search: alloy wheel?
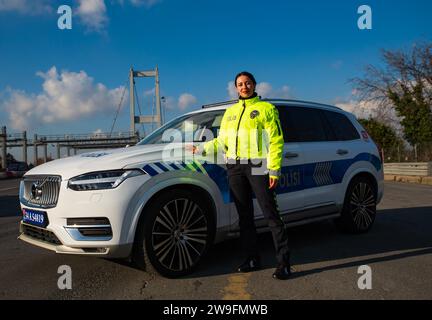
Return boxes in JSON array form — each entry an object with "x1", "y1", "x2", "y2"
[
  {"x1": 349, "y1": 182, "x2": 376, "y2": 231},
  {"x1": 150, "y1": 198, "x2": 208, "y2": 272}
]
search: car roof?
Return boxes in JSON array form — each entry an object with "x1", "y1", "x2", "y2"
[
  {"x1": 184, "y1": 98, "x2": 345, "y2": 116},
  {"x1": 202, "y1": 99, "x2": 343, "y2": 111}
]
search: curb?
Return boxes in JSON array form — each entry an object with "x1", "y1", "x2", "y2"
[{"x1": 384, "y1": 174, "x2": 432, "y2": 186}]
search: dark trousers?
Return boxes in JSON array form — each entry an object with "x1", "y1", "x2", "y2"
[{"x1": 227, "y1": 160, "x2": 290, "y2": 264}]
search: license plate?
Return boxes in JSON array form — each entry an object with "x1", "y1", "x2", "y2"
[{"x1": 22, "y1": 208, "x2": 48, "y2": 228}]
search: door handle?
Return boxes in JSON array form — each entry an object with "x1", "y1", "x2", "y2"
[
  {"x1": 337, "y1": 149, "x2": 349, "y2": 155},
  {"x1": 284, "y1": 152, "x2": 299, "y2": 159}
]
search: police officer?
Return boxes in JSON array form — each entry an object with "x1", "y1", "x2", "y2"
[{"x1": 193, "y1": 71, "x2": 291, "y2": 280}]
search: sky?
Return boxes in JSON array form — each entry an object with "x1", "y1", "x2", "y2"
[{"x1": 0, "y1": 0, "x2": 431, "y2": 154}]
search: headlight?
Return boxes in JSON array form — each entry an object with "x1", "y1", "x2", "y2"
[{"x1": 68, "y1": 170, "x2": 144, "y2": 191}]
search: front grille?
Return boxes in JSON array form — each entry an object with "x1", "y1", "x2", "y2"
[
  {"x1": 22, "y1": 175, "x2": 61, "y2": 208},
  {"x1": 22, "y1": 224, "x2": 62, "y2": 245}
]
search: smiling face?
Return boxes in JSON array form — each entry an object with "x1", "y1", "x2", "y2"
[{"x1": 235, "y1": 75, "x2": 256, "y2": 99}]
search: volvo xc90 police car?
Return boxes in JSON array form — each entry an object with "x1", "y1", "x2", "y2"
[{"x1": 19, "y1": 99, "x2": 384, "y2": 277}]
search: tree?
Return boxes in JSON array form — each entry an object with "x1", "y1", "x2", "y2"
[
  {"x1": 359, "y1": 118, "x2": 403, "y2": 161},
  {"x1": 352, "y1": 42, "x2": 432, "y2": 153},
  {"x1": 387, "y1": 82, "x2": 432, "y2": 147}
]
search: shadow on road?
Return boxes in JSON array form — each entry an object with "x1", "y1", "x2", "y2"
[
  {"x1": 184, "y1": 206, "x2": 432, "y2": 279},
  {"x1": 105, "y1": 206, "x2": 432, "y2": 278}
]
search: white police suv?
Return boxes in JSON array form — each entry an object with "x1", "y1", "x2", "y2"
[{"x1": 19, "y1": 99, "x2": 383, "y2": 277}]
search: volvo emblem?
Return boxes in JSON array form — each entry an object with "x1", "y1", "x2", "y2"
[{"x1": 31, "y1": 183, "x2": 43, "y2": 200}]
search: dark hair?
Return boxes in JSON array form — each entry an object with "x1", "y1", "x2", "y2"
[{"x1": 234, "y1": 71, "x2": 257, "y2": 87}]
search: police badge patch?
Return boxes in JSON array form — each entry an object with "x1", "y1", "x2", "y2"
[{"x1": 250, "y1": 110, "x2": 260, "y2": 119}]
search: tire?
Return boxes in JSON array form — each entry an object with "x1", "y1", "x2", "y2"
[
  {"x1": 335, "y1": 176, "x2": 377, "y2": 234},
  {"x1": 132, "y1": 189, "x2": 215, "y2": 278}
]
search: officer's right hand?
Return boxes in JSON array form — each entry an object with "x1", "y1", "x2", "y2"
[{"x1": 185, "y1": 144, "x2": 199, "y2": 154}]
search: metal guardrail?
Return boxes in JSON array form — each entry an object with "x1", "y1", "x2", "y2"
[
  {"x1": 1, "y1": 126, "x2": 141, "y2": 168},
  {"x1": 384, "y1": 162, "x2": 432, "y2": 176}
]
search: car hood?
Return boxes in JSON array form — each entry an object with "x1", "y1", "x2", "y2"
[{"x1": 24, "y1": 144, "x2": 187, "y2": 180}]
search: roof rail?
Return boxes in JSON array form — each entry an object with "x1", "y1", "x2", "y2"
[
  {"x1": 202, "y1": 100, "x2": 238, "y2": 109},
  {"x1": 264, "y1": 99, "x2": 341, "y2": 110},
  {"x1": 201, "y1": 98, "x2": 341, "y2": 110}
]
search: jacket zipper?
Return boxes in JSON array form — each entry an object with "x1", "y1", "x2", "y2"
[{"x1": 235, "y1": 101, "x2": 246, "y2": 159}]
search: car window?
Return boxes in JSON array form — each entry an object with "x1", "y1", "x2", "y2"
[
  {"x1": 139, "y1": 110, "x2": 226, "y2": 145},
  {"x1": 322, "y1": 110, "x2": 360, "y2": 141},
  {"x1": 277, "y1": 106, "x2": 328, "y2": 142}
]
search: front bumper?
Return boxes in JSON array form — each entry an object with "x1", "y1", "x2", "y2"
[
  {"x1": 18, "y1": 225, "x2": 132, "y2": 257},
  {"x1": 18, "y1": 174, "x2": 149, "y2": 258}
]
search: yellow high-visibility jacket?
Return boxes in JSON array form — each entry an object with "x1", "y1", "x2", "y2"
[{"x1": 203, "y1": 95, "x2": 284, "y2": 179}]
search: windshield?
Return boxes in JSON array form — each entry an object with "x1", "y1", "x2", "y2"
[{"x1": 138, "y1": 110, "x2": 226, "y2": 145}]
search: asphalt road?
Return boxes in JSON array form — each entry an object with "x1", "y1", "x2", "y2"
[{"x1": 0, "y1": 178, "x2": 431, "y2": 300}]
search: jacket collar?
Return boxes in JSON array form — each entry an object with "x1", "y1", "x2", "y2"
[{"x1": 238, "y1": 93, "x2": 260, "y2": 107}]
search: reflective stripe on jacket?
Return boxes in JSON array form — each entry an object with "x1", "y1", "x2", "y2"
[{"x1": 203, "y1": 96, "x2": 284, "y2": 178}]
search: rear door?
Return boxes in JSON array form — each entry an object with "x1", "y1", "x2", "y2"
[
  {"x1": 283, "y1": 106, "x2": 340, "y2": 211},
  {"x1": 319, "y1": 109, "x2": 364, "y2": 203}
]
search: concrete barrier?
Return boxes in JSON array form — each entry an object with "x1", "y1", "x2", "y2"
[
  {"x1": 384, "y1": 174, "x2": 432, "y2": 186},
  {"x1": 395, "y1": 175, "x2": 422, "y2": 184},
  {"x1": 421, "y1": 176, "x2": 432, "y2": 185},
  {"x1": 384, "y1": 174, "x2": 396, "y2": 182}
]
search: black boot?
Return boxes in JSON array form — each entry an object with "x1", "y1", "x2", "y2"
[
  {"x1": 237, "y1": 256, "x2": 261, "y2": 273},
  {"x1": 272, "y1": 254, "x2": 292, "y2": 280}
]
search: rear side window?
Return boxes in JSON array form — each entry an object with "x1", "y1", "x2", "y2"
[
  {"x1": 277, "y1": 106, "x2": 328, "y2": 142},
  {"x1": 322, "y1": 110, "x2": 360, "y2": 141}
]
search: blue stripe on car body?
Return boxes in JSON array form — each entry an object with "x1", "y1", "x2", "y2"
[
  {"x1": 141, "y1": 153, "x2": 381, "y2": 203},
  {"x1": 154, "y1": 162, "x2": 170, "y2": 172}
]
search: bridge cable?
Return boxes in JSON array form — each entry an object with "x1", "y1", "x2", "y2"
[{"x1": 109, "y1": 78, "x2": 128, "y2": 137}]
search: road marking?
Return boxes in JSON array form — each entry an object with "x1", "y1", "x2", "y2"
[
  {"x1": 0, "y1": 187, "x2": 19, "y2": 192},
  {"x1": 222, "y1": 273, "x2": 251, "y2": 300}
]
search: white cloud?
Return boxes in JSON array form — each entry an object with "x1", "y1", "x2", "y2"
[
  {"x1": 227, "y1": 81, "x2": 237, "y2": 100},
  {"x1": 335, "y1": 98, "x2": 401, "y2": 131},
  {"x1": 279, "y1": 85, "x2": 291, "y2": 98},
  {"x1": 335, "y1": 100, "x2": 375, "y2": 119},
  {"x1": 256, "y1": 82, "x2": 273, "y2": 98},
  {"x1": 0, "y1": 0, "x2": 53, "y2": 14},
  {"x1": 178, "y1": 93, "x2": 197, "y2": 110},
  {"x1": 162, "y1": 96, "x2": 176, "y2": 110},
  {"x1": 227, "y1": 81, "x2": 292, "y2": 99},
  {"x1": 1, "y1": 66, "x2": 127, "y2": 130},
  {"x1": 76, "y1": 0, "x2": 108, "y2": 33},
  {"x1": 144, "y1": 87, "x2": 155, "y2": 96}
]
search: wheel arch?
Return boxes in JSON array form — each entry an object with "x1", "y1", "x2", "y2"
[
  {"x1": 131, "y1": 183, "x2": 218, "y2": 244},
  {"x1": 345, "y1": 171, "x2": 378, "y2": 201}
]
